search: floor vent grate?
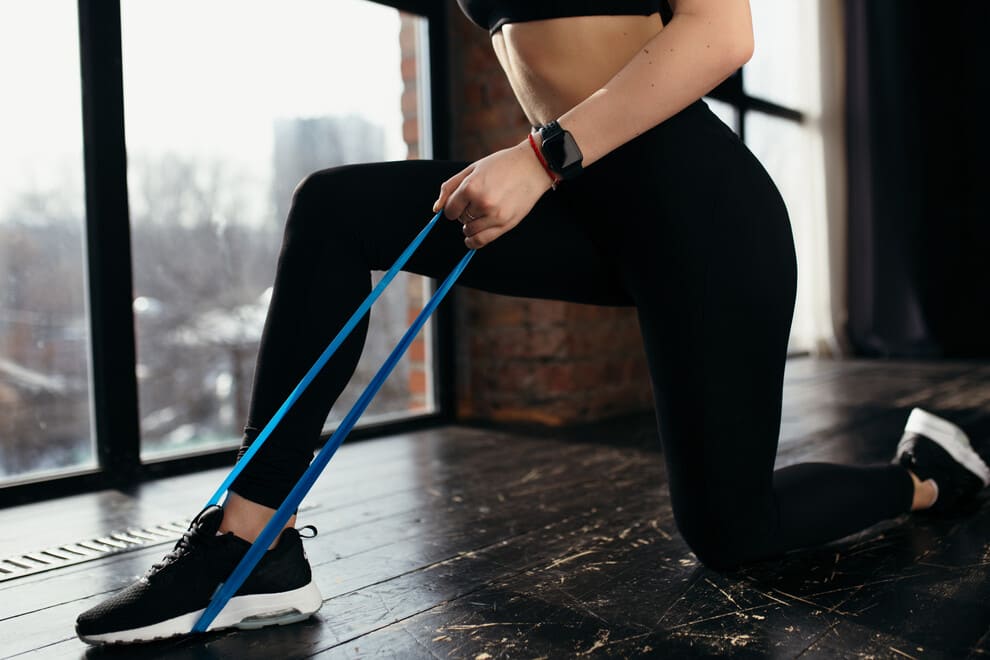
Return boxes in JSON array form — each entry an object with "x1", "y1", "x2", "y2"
[{"x1": 0, "y1": 502, "x2": 318, "y2": 583}]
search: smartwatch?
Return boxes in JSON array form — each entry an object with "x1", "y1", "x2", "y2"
[{"x1": 538, "y1": 120, "x2": 584, "y2": 180}]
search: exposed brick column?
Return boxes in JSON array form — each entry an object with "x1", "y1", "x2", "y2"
[
  {"x1": 399, "y1": 14, "x2": 421, "y2": 160},
  {"x1": 400, "y1": 13, "x2": 429, "y2": 411},
  {"x1": 443, "y1": 7, "x2": 653, "y2": 426}
]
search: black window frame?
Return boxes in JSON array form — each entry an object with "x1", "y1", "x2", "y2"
[
  {"x1": 708, "y1": 68, "x2": 804, "y2": 142},
  {"x1": 1, "y1": 0, "x2": 451, "y2": 507}
]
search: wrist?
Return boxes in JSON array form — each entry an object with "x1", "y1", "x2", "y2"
[
  {"x1": 537, "y1": 120, "x2": 584, "y2": 181},
  {"x1": 525, "y1": 132, "x2": 561, "y2": 191}
]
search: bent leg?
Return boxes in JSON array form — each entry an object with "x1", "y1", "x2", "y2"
[
  {"x1": 605, "y1": 103, "x2": 914, "y2": 570},
  {"x1": 229, "y1": 159, "x2": 632, "y2": 510}
]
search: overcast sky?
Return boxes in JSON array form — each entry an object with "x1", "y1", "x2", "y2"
[{"x1": 0, "y1": 0, "x2": 410, "y2": 213}]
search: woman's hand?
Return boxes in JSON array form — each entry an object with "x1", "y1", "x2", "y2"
[{"x1": 433, "y1": 138, "x2": 554, "y2": 249}]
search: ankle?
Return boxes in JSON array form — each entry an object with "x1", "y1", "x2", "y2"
[
  {"x1": 907, "y1": 469, "x2": 938, "y2": 511},
  {"x1": 220, "y1": 492, "x2": 297, "y2": 549}
]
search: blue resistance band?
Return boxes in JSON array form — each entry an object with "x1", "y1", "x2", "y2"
[
  {"x1": 202, "y1": 210, "x2": 445, "y2": 509},
  {"x1": 192, "y1": 210, "x2": 475, "y2": 633}
]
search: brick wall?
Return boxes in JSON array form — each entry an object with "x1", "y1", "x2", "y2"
[
  {"x1": 399, "y1": 13, "x2": 430, "y2": 412},
  {"x1": 400, "y1": 7, "x2": 654, "y2": 426}
]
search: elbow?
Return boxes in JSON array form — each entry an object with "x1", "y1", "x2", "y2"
[
  {"x1": 734, "y1": 29, "x2": 754, "y2": 66},
  {"x1": 723, "y1": 28, "x2": 754, "y2": 71},
  {"x1": 709, "y1": 35, "x2": 751, "y2": 82},
  {"x1": 698, "y1": 4, "x2": 754, "y2": 74},
  {"x1": 683, "y1": 0, "x2": 754, "y2": 72},
  {"x1": 733, "y1": 32, "x2": 754, "y2": 67},
  {"x1": 724, "y1": 0, "x2": 755, "y2": 67}
]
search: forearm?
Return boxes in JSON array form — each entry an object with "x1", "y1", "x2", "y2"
[{"x1": 542, "y1": 1, "x2": 754, "y2": 169}]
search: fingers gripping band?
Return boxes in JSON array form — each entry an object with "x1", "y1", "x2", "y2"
[{"x1": 192, "y1": 210, "x2": 474, "y2": 633}]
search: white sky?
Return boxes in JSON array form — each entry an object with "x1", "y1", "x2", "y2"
[{"x1": 0, "y1": 0, "x2": 409, "y2": 213}]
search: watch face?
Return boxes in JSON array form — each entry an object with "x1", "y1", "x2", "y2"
[
  {"x1": 540, "y1": 123, "x2": 583, "y2": 178},
  {"x1": 559, "y1": 133, "x2": 583, "y2": 170},
  {"x1": 543, "y1": 133, "x2": 567, "y2": 168}
]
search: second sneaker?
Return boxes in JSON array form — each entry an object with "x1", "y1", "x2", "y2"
[{"x1": 893, "y1": 407, "x2": 990, "y2": 514}]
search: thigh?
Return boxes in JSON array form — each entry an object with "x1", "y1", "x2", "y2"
[
  {"x1": 297, "y1": 159, "x2": 633, "y2": 307},
  {"x1": 605, "y1": 104, "x2": 799, "y2": 521}
]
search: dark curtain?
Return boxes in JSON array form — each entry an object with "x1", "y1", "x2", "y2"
[{"x1": 845, "y1": 0, "x2": 990, "y2": 358}]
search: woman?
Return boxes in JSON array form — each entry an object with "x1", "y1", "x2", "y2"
[{"x1": 76, "y1": 0, "x2": 990, "y2": 645}]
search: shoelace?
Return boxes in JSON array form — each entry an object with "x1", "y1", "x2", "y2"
[
  {"x1": 148, "y1": 523, "x2": 213, "y2": 573},
  {"x1": 150, "y1": 522, "x2": 318, "y2": 575}
]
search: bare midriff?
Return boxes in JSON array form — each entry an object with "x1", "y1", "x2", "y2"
[{"x1": 490, "y1": 14, "x2": 666, "y2": 128}]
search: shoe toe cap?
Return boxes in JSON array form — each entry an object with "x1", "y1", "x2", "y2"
[{"x1": 75, "y1": 579, "x2": 155, "y2": 637}]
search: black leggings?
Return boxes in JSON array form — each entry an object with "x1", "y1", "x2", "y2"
[{"x1": 229, "y1": 99, "x2": 914, "y2": 570}]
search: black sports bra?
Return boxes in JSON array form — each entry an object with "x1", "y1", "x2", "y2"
[{"x1": 456, "y1": 0, "x2": 674, "y2": 36}]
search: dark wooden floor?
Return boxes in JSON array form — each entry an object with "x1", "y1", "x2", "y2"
[{"x1": 2, "y1": 357, "x2": 990, "y2": 659}]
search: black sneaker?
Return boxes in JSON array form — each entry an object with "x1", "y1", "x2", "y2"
[
  {"x1": 75, "y1": 504, "x2": 323, "y2": 645},
  {"x1": 893, "y1": 408, "x2": 990, "y2": 513}
]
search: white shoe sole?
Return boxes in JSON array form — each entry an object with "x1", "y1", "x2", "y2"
[
  {"x1": 896, "y1": 407, "x2": 990, "y2": 487},
  {"x1": 79, "y1": 580, "x2": 323, "y2": 645}
]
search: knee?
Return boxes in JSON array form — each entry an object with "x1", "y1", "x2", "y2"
[
  {"x1": 672, "y1": 501, "x2": 772, "y2": 572},
  {"x1": 682, "y1": 531, "x2": 748, "y2": 572},
  {"x1": 284, "y1": 165, "x2": 364, "y2": 242},
  {"x1": 290, "y1": 168, "x2": 331, "y2": 209},
  {"x1": 289, "y1": 166, "x2": 355, "y2": 216}
]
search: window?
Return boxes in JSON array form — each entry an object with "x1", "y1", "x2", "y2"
[
  {"x1": 0, "y1": 1, "x2": 95, "y2": 484},
  {"x1": 120, "y1": 1, "x2": 436, "y2": 458},
  {"x1": 706, "y1": 0, "x2": 840, "y2": 355},
  {"x1": 1, "y1": 0, "x2": 448, "y2": 504}
]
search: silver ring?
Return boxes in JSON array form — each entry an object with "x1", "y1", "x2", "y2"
[{"x1": 463, "y1": 209, "x2": 478, "y2": 222}]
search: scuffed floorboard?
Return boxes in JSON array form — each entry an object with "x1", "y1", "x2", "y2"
[{"x1": 1, "y1": 357, "x2": 988, "y2": 658}]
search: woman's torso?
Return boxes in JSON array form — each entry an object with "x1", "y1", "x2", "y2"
[{"x1": 456, "y1": 1, "x2": 668, "y2": 128}]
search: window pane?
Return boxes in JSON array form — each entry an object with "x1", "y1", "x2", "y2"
[
  {"x1": 121, "y1": 1, "x2": 435, "y2": 458},
  {"x1": 745, "y1": 0, "x2": 815, "y2": 111},
  {"x1": 0, "y1": 2, "x2": 95, "y2": 482},
  {"x1": 704, "y1": 97, "x2": 739, "y2": 135},
  {"x1": 745, "y1": 112, "x2": 825, "y2": 353}
]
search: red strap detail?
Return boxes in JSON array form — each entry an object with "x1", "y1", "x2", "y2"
[{"x1": 528, "y1": 132, "x2": 560, "y2": 190}]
